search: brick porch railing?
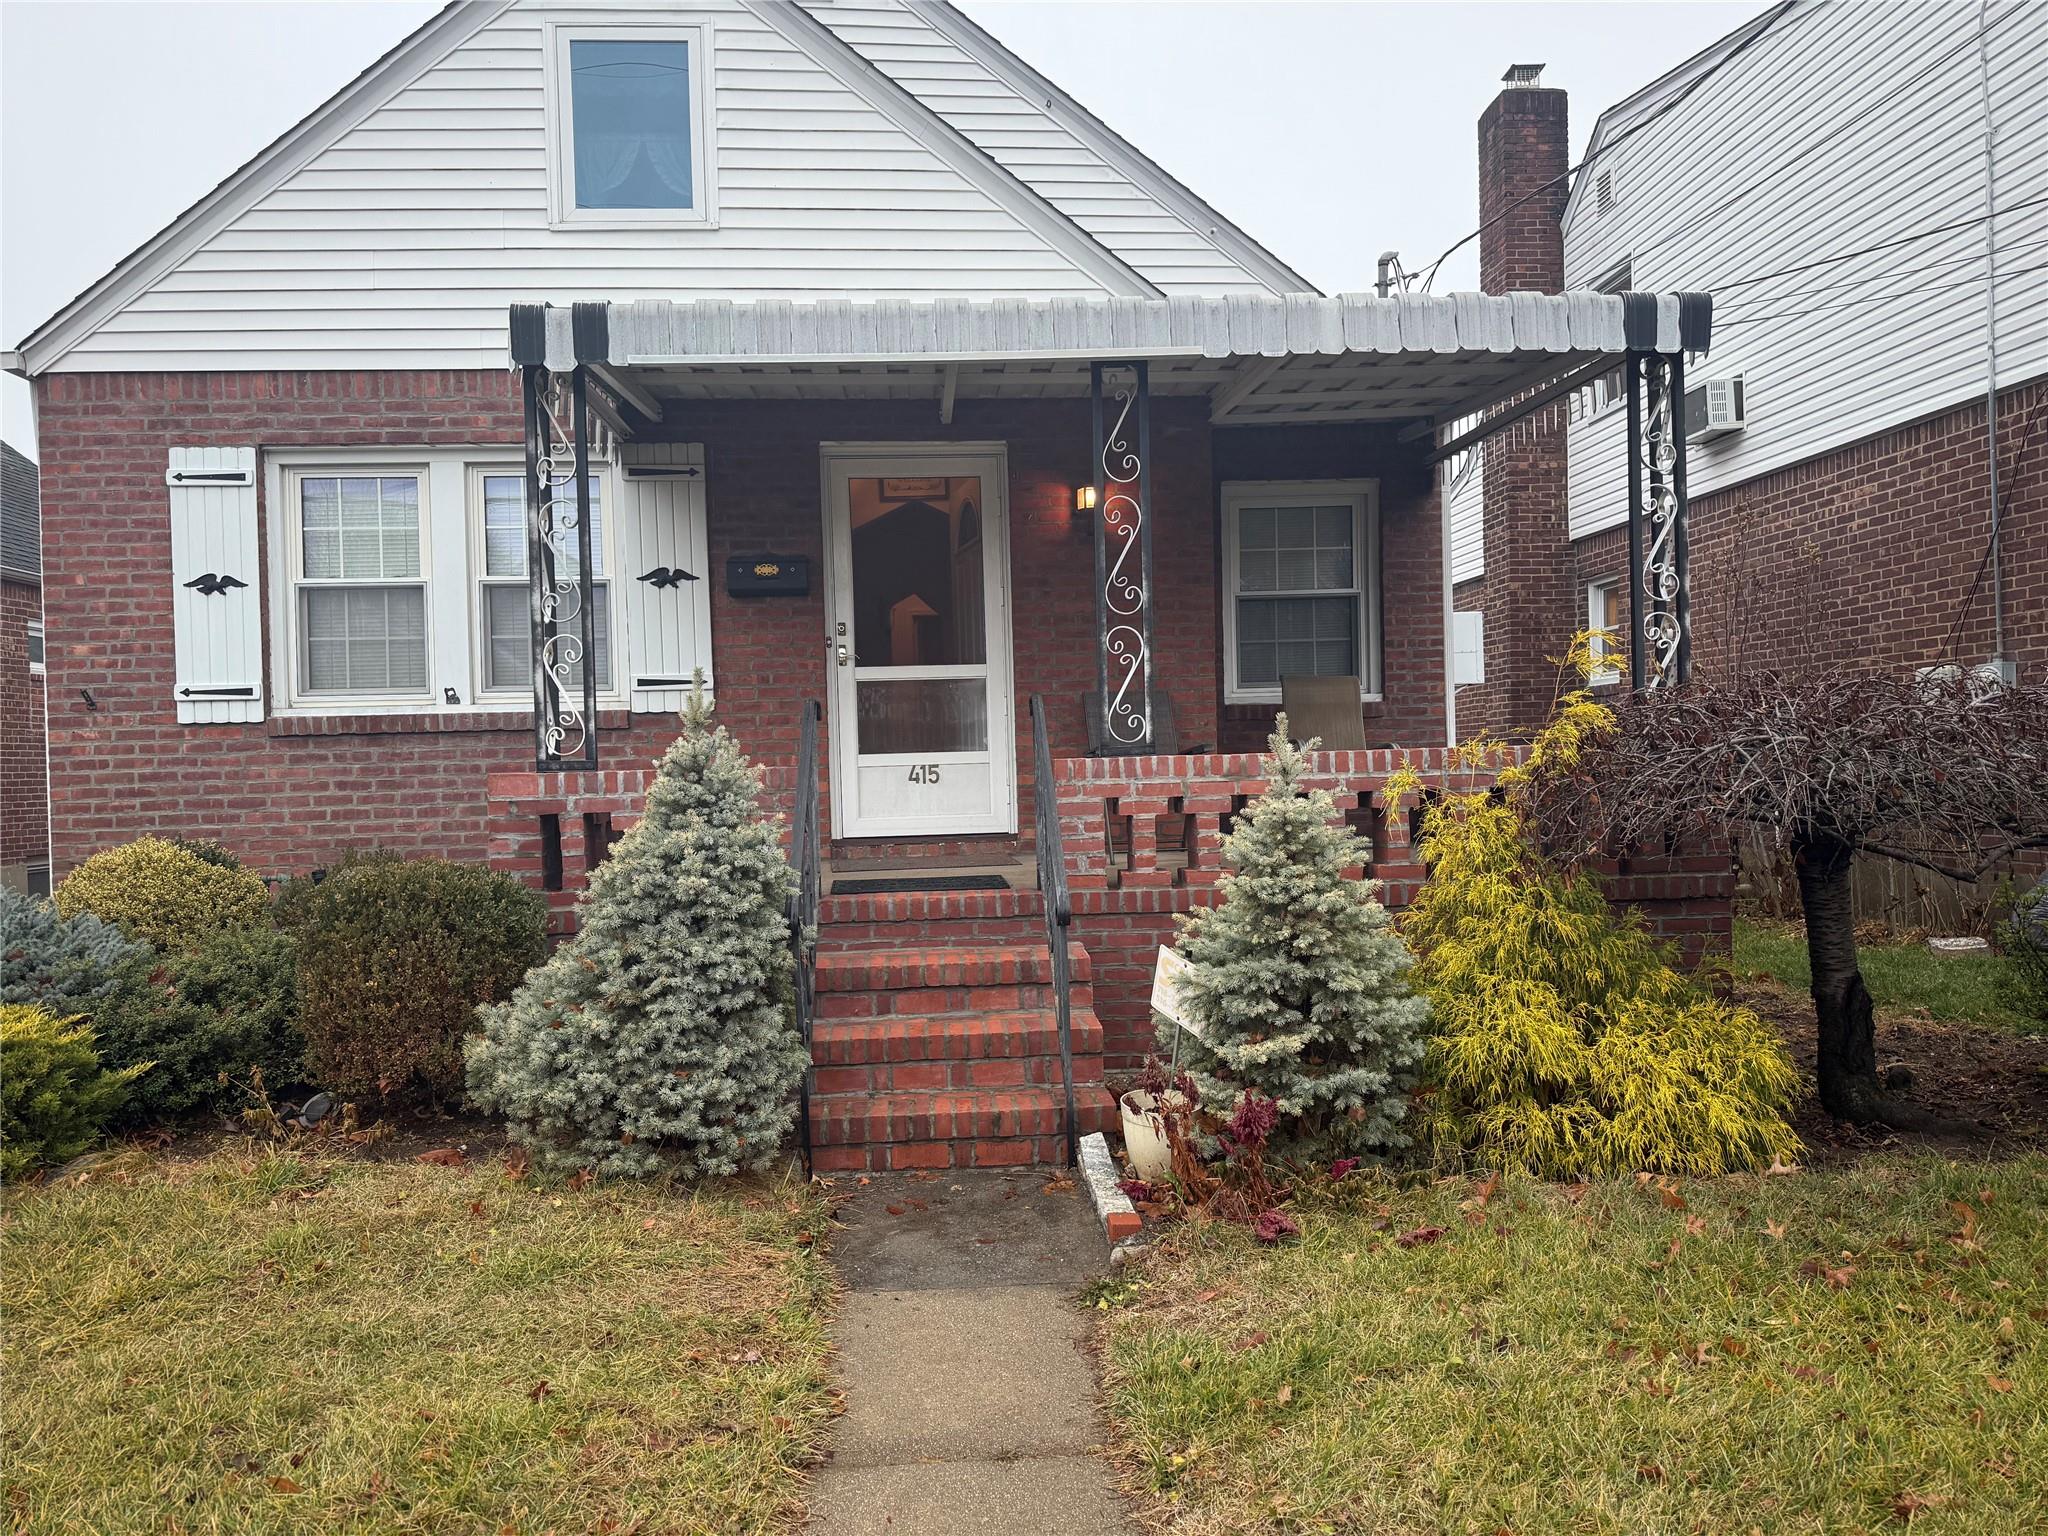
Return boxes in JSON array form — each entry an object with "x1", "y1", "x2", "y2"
[{"x1": 486, "y1": 753, "x2": 1734, "y2": 1065}]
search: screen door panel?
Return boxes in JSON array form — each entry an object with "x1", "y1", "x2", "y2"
[{"x1": 825, "y1": 455, "x2": 1014, "y2": 839}]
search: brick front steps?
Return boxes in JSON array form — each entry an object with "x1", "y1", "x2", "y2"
[{"x1": 808, "y1": 901, "x2": 1115, "y2": 1171}]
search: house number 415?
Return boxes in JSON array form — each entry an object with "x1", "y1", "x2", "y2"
[{"x1": 906, "y1": 764, "x2": 943, "y2": 784}]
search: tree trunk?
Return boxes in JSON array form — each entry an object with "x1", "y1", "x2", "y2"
[{"x1": 1793, "y1": 831, "x2": 1884, "y2": 1121}]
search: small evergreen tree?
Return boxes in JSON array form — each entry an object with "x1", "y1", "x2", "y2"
[
  {"x1": 1170, "y1": 723, "x2": 1430, "y2": 1160},
  {"x1": 467, "y1": 696, "x2": 806, "y2": 1179}
]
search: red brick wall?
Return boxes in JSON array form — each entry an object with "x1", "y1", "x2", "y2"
[
  {"x1": 2, "y1": 576, "x2": 48, "y2": 882},
  {"x1": 1465, "y1": 84, "x2": 1572, "y2": 739},
  {"x1": 34, "y1": 372, "x2": 1453, "y2": 876},
  {"x1": 1569, "y1": 380, "x2": 2048, "y2": 685},
  {"x1": 1211, "y1": 423, "x2": 1447, "y2": 752}
]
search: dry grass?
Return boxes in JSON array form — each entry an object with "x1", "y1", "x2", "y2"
[
  {"x1": 2, "y1": 1145, "x2": 836, "y2": 1534},
  {"x1": 1098, "y1": 1156, "x2": 2046, "y2": 1535}
]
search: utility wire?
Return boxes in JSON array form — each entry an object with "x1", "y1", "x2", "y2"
[
  {"x1": 1940, "y1": 388, "x2": 2048, "y2": 662},
  {"x1": 1714, "y1": 259, "x2": 2048, "y2": 328},
  {"x1": 1414, "y1": 0, "x2": 1799, "y2": 291},
  {"x1": 1621, "y1": 1, "x2": 2029, "y2": 270},
  {"x1": 1710, "y1": 195, "x2": 2048, "y2": 297}
]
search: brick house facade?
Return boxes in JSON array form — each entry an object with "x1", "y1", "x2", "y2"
[{"x1": 2, "y1": 442, "x2": 48, "y2": 895}]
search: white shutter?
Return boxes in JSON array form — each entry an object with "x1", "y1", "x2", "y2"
[
  {"x1": 167, "y1": 446, "x2": 264, "y2": 723},
  {"x1": 1452, "y1": 610, "x2": 1485, "y2": 687},
  {"x1": 618, "y1": 442, "x2": 712, "y2": 713}
]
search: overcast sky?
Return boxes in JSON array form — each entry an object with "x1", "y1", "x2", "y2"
[{"x1": 0, "y1": 0, "x2": 1765, "y2": 455}]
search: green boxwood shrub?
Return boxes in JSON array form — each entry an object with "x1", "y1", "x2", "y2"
[
  {"x1": 1, "y1": 888, "x2": 151, "y2": 1014},
  {"x1": 1, "y1": 1005, "x2": 148, "y2": 1180},
  {"x1": 56, "y1": 837, "x2": 271, "y2": 951},
  {"x1": 282, "y1": 853, "x2": 547, "y2": 1103},
  {"x1": 91, "y1": 925, "x2": 303, "y2": 1124}
]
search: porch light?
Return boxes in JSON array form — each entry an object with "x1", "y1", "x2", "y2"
[{"x1": 1075, "y1": 485, "x2": 1098, "y2": 513}]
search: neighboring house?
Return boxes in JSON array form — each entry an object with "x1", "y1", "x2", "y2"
[
  {"x1": 2, "y1": 442, "x2": 49, "y2": 896},
  {"x1": 1451, "y1": 0, "x2": 2047, "y2": 735},
  {"x1": 4, "y1": 0, "x2": 1727, "y2": 1166}
]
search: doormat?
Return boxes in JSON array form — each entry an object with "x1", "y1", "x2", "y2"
[{"x1": 830, "y1": 874, "x2": 1010, "y2": 895}]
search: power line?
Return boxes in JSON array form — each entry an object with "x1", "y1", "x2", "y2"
[
  {"x1": 1714, "y1": 258, "x2": 2048, "y2": 329},
  {"x1": 1414, "y1": 0, "x2": 1800, "y2": 292},
  {"x1": 1622, "y1": 1, "x2": 2029, "y2": 270},
  {"x1": 1710, "y1": 196, "x2": 2048, "y2": 297}
]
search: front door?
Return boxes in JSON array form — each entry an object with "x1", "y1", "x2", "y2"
[{"x1": 822, "y1": 447, "x2": 1016, "y2": 841}]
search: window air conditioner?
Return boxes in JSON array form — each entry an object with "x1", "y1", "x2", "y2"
[{"x1": 1683, "y1": 375, "x2": 1746, "y2": 441}]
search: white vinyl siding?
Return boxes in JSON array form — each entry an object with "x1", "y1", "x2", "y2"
[
  {"x1": 1563, "y1": 0, "x2": 2048, "y2": 539},
  {"x1": 1445, "y1": 450, "x2": 1484, "y2": 584},
  {"x1": 811, "y1": 0, "x2": 1276, "y2": 295},
  {"x1": 50, "y1": 0, "x2": 1283, "y2": 374}
]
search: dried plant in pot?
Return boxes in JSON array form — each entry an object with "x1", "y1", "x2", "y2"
[{"x1": 1120, "y1": 1056, "x2": 1195, "y2": 1184}]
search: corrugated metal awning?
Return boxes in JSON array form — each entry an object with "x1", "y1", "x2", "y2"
[{"x1": 510, "y1": 291, "x2": 1711, "y2": 426}]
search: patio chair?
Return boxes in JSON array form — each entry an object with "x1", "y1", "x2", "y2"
[{"x1": 1280, "y1": 675, "x2": 1368, "y2": 751}]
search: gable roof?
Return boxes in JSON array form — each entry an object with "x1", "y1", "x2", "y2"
[
  {"x1": 1, "y1": 442, "x2": 40, "y2": 584},
  {"x1": 9, "y1": 0, "x2": 1310, "y2": 376}
]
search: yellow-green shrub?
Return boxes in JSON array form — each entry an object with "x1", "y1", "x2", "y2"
[
  {"x1": 1393, "y1": 640, "x2": 1800, "y2": 1178},
  {"x1": 0, "y1": 1005, "x2": 149, "y2": 1180},
  {"x1": 56, "y1": 837, "x2": 270, "y2": 951}
]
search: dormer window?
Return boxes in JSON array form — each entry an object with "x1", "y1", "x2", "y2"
[{"x1": 548, "y1": 24, "x2": 715, "y2": 228}]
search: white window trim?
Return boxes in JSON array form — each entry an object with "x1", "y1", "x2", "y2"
[
  {"x1": 1221, "y1": 479, "x2": 1381, "y2": 706},
  {"x1": 1587, "y1": 579, "x2": 1622, "y2": 686},
  {"x1": 26, "y1": 619, "x2": 44, "y2": 677},
  {"x1": 466, "y1": 462, "x2": 626, "y2": 712},
  {"x1": 544, "y1": 20, "x2": 718, "y2": 231},
  {"x1": 263, "y1": 447, "x2": 631, "y2": 719}
]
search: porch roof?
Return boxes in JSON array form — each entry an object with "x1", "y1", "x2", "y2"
[{"x1": 509, "y1": 290, "x2": 1711, "y2": 429}]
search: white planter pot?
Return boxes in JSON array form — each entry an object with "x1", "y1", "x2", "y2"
[{"x1": 1119, "y1": 1089, "x2": 1186, "y2": 1183}]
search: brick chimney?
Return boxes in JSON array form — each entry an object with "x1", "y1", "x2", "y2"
[{"x1": 1472, "y1": 67, "x2": 1574, "y2": 736}]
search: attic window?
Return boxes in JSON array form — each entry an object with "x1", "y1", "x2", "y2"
[
  {"x1": 1595, "y1": 170, "x2": 1618, "y2": 216},
  {"x1": 548, "y1": 24, "x2": 715, "y2": 228}
]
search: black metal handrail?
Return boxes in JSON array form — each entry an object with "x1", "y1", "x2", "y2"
[
  {"x1": 1030, "y1": 695, "x2": 1079, "y2": 1167},
  {"x1": 788, "y1": 699, "x2": 822, "y2": 1174}
]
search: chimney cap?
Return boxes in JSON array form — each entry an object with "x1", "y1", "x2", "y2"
[{"x1": 1502, "y1": 63, "x2": 1546, "y2": 87}]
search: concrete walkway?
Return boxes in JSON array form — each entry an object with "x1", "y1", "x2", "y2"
[{"x1": 807, "y1": 1170, "x2": 1137, "y2": 1536}]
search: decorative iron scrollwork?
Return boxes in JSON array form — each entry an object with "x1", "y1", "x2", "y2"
[
  {"x1": 1092, "y1": 361, "x2": 1153, "y2": 747},
  {"x1": 523, "y1": 364, "x2": 600, "y2": 770},
  {"x1": 1626, "y1": 352, "x2": 1691, "y2": 691}
]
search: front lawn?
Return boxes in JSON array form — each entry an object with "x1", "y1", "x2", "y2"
[
  {"x1": 1734, "y1": 917, "x2": 2031, "y2": 1033},
  {"x1": 2, "y1": 1146, "x2": 834, "y2": 1534},
  {"x1": 1100, "y1": 1156, "x2": 2045, "y2": 1535}
]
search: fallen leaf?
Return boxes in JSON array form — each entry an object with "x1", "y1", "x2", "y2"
[
  {"x1": 1274, "y1": 1384, "x2": 1293, "y2": 1406},
  {"x1": 567, "y1": 1168, "x2": 594, "y2": 1192},
  {"x1": 1657, "y1": 1182, "x2": 1687, "y2": 1211},
  {"x1": 527, "y1": 1380, "x2": 553, "y2": 1401},
  {"x1": 1396, "y1": 1224, "x2": 1448, "y2": 1248},
  {"x1": 1893, "y1": 1491, "x2": 1947, "y2": 1521},
  {"x1": 266, "y1": 1477, "x2": 303, "y2": 1494},
  {"x1": 1684, "y1": 1214, "x2": 1708, "y2": 1237},
  {"x1": 1719, "y1": 1336, "x2": 1749, "y2": 1358},
  {"x1": 1763, "y1": 1220, "x2": 1787, "y2": 1241},
  {"x1": 885, "y1": 1204, "x2": 906, "y2": 1216},
  {"x1": 415, "y1": 1148, "x2": 465, "y2": 1167},
  {"x1": 1233, "y1": 1331, "x2": 1269, "y2": 1352},
  {"x1": 1987, "y1": 1374, "x2": 2014, "y2": 1393},
  {"x1": 1636, "y1": 1464, "x2": 1665, "y2": 1483},
  {"x1": 1193, "y1": 1288, "x2": 1222, "y2": 1305},
  {"x1": 640, "y1": 1218, "x2": 658, "y2": 1231},
  {"x1": 468, "y1": 1200, "x2": 486, "y2": 1218},
  {"x1": 1765, "y1": 1157, "x2": 1802, "y2": 1176}
]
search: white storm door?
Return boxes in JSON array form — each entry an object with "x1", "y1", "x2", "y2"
[{"x1": 822, "y1": 449, "x2": 1016, "y2": 840}]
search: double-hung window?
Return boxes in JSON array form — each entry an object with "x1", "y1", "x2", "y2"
[
  {"x1": 474, "y1": 470, "x2": 611, "y2": 697},
  {"x1": 1223, "y1": 481, "x2": 1379, "y2": 703},
  {"x1": 290, "y1": 470, "x2": 430, "y2": 700},
  {"x1": 26, "y1": 619, "x2": 44, "y2": 677},
  {"x1": 1588, "y1": 579, "x2": 1624, "y2": 685},
  {"x1": 548, "y1": 24, "x2": 714, "y2": 227}
]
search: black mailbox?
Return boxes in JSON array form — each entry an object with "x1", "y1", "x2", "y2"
[{"x1": 725, "y1": 553, "x2": 810, "y2": 598}]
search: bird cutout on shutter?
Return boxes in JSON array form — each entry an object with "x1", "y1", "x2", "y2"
[
  {"x1": 182, "y1": 573, "x2": 249, "y2": 596},
  {"x1": 636, "y1": 566, "x2": 698, "y2": 589}
]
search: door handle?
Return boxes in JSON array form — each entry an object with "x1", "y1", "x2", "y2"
[{"x1": 836, "y1": 643, "x2": 850, "y2": 667}]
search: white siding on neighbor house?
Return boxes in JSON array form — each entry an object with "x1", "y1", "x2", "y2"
[
  {"x1": 1445, "y1": 450, "x2": 1485, "y2": 584},
  {"x1": 1563, "y1": 0, "x2": 2048, "y2": 540},
  {"x1": 809, "y1": 0, "x2": 1276, "y2": 295},
  {"x1": 62, "y1": 0, "x2": 1270, "y2": 374}
]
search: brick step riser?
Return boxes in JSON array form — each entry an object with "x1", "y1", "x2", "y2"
[
  {"x1": 813, "y1": 944, "x2": 1090, "y2": 996},
  {"x1": 820, "y1": 918, "x2": 1049, "y2": 948},
  {"x1": 811, "y1": 1055, "x2": 1106, "y2": 1095},
  {"x1": 815, "y1": 982, "x2": 1095, "y2": 1019},
  {"x1": 809, "y1": 1094, "x2": 1117, "y2": 1148},
  {"x1": 812, "y1": 1135, "x2": 1082, "y2": 1173},
  {"x1": 811, "y1": 1013, "x2": 1105, "y2": 1067}
]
